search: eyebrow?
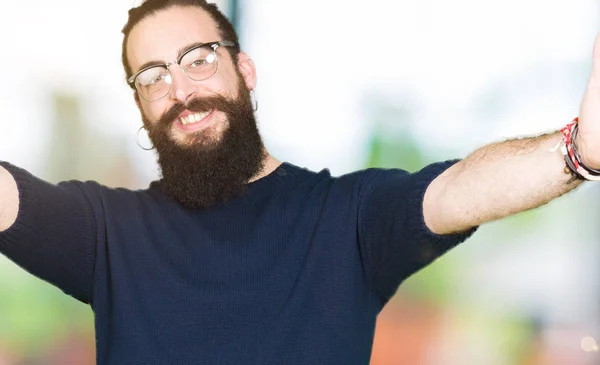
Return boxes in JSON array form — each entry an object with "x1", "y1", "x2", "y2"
[{"x1": 134, "y1": 42, "x2": 210, "y2": 74}]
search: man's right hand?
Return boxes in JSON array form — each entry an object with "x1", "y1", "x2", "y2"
[{"x1": 0, "y1": 166, "x2": 19, "y2": 232}]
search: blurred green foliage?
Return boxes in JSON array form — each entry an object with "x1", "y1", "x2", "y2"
[
  {"x1": 0, "y1": 258, "x2": 93, "y2": 354},
  {"x1": 363, "y1": 99, "x2": 543, "y2": 364}
]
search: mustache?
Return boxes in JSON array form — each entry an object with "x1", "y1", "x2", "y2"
[{"x1": 159, "y1": 95, "x2": 238, "y2": 127}]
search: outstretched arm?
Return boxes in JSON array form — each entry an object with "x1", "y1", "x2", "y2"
[
  {"x1": 0, "y1": 166, "x2": 18, "y2": 232},
  {"x1": 423, "y1": 33, "x2": 600, "y2": 235},
  {"x1": 0, "y1": 163, "x2": 99, "y2": 303},
  {"x1": 423, "y1": 131, "x2": 580, "y2": 235}
]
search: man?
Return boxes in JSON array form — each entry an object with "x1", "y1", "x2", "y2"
[{"x1": 0, "y1": 0, "x2": 598, "y2": 364}]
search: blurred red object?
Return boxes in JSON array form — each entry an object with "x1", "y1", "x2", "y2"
[
  {"x1": 0, "y1": 344, "x2": 16, "y2": 365},
  {"x1": 371, "y1": 296, "x2": 442, "y2": 365},
  {"x1": 42, "y1": 330, "x2": 95, "y2": 365}
]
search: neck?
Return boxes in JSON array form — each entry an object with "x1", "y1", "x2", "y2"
[{"x1": 249, "y1": 151, "x2": 281, "y2": 183}]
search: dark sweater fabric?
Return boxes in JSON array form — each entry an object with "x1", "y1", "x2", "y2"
[{"x1": 0, "y1": 160, "x2": 476, "y2": 364}]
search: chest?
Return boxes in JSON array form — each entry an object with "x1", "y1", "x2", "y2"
[{"x1": 92, "y1": 194, "x2": 378, "y2": 363}]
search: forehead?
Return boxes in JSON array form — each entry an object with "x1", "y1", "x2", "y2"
[{"x1": 127, "y1": 6, "x2": 221, "y2": 72}]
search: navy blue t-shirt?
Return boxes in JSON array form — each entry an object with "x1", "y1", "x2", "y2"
[{"x1": 0, "y1": 160, "x2": 476, "y2": 364}]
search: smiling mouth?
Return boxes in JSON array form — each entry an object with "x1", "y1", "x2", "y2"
[{"x1": 178, "y1": 110, "x2": 212, "y2": 125}]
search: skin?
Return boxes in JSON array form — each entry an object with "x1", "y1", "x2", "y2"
[
  {"x1": 1, "y1": 9, "x2": 599, "y2": 234},
  {"x1": 423, "y1": 34, "x2": 600, "y2": 235},
  {"x1": 0, "y1": 167, "x2": 17, "y2": 231},
  {"x1": 127, "y1": 5, "x2": 280, "y2": 180},
  {"x1": 577, "y1": 33, "x2": 600, "y2": 169}
]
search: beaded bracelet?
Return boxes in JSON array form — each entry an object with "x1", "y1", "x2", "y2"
[
  {"x1": 555, "y1": 118, "x2": 600, "y2": 182},
  {"x1": 570, "y1": 124, "x2": 600, "y2": 176}
]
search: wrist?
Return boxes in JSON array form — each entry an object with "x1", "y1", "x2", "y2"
[
  {"x1": 561, "y1": 119, "x2": 600, "y2": 181},
  {"x1": 574, "y1": 132, "x2": 600, "y2": 170}
]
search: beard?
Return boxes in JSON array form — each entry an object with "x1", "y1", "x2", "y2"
[{"x1": 142, "y1": 79, "x2": 266, "y2": 209}]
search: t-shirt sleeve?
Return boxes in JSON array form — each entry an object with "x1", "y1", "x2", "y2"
[
  {"x1": 0, "y1": 162, "x2": 98, "y2": 304},
  {"x1": 358, "y1": 160, "x2": 477, "y2": 303}
]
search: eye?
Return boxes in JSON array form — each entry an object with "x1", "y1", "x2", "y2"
[
  {"x1": 189, "y1": 59, "x2": 207, "y2": 68},
  {"x1": 136, "y1": 67, "x2": 169, "y2": 86},
  {"x1": 148, "y1": 73, "x2": 167, "y2": 84}
]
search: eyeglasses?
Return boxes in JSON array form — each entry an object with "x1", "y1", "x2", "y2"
[{"x1": 128, "y1": 40, "x2": 236, "y2": 102}]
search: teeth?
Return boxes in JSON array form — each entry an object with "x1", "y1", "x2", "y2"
[{"x1": 179, "y1": 111, "x2": 210, "y2": 125}]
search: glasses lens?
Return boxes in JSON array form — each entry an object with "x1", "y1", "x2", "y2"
[
  {"x1": 180, "y1": 46, "x2": 218, "y2": 81},
  {"x1": 135, "y1": 66, "x2": 171, "y2": 101}
]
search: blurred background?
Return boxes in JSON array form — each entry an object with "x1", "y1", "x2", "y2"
[{"x1": 0, "y1": 0, "x2": 598, "y2": 364}]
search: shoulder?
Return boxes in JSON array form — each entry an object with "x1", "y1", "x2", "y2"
[
  {"x1": 340, "y1": 159, "x2": 461, "y2": 190},
  {"x1": 328, "y1": 159, "x2": 462, "y2": 209}
]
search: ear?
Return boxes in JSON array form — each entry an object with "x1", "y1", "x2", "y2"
[{"x1": 237, "y1": 52, "x2": 257, "y2": 90}]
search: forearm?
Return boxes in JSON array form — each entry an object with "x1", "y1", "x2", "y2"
[
  {"x1": 423, "y1": 131, "x2": 583, "y2": 235},
  {"x1": 0, "y1": 165, "x2": 19, "y2": 232}
]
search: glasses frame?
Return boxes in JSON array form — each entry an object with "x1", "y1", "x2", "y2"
[{"x1": 127, "y1": 40, "x2": 236, "y2": 101}]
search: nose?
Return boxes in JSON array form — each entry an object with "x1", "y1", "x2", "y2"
[{"x1": 168, "y1": 65, "x2": 196, "y2": 103}]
